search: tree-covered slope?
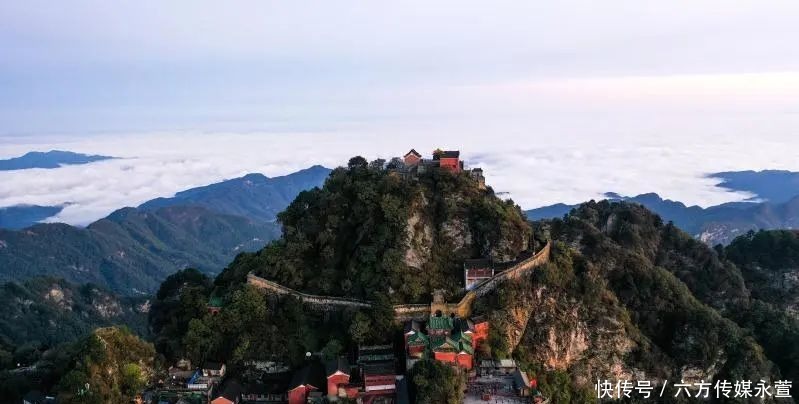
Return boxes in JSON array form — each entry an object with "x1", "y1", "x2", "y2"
[
  {"x1": 476, "y1": 201, "x2": 798, "y2": 403},
  {"x1": 148, "y1": 157, "x2": 532, "y2": 368},
  {"x1": 54, "y1": 327, "x2": 155, "y2": 404},
  {"x1": 526, "y1": 192, "x2": 799, "y2": 246},
  {"x1": 139, "y1": 165, "x2": 331, "y2": 221},
  {"x1": 0, "y1": 206, "x2": 280, "y2": 294},
  {"x1": 0, "y1": 204, "x2": 64, "y2": 230},
  {"x1": 724, "y1": 229, "x2": 799, "y2": 311},
  {"x1": 0, "y1": 277, "x2": 148, "y2": 350},
  {"x1": 0, "y1": 166, "x2": 330, "y2": 294},
  {"x1": 216, "y1": 157, "x2": 532, "y2": 302}
]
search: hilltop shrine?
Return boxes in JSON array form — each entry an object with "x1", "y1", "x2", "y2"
[{"x1": 392, "y1": 148, "x2": 486, "y2": 189}]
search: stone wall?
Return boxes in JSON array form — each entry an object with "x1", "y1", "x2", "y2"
[
  {"x1": 393, "y1": 304, "x2": 431, "y2": 321},
  {"x1": 246, "y1": 241, "x2": 552, "y2": 318},
  {"x1": 246, "y1": 273, "x2": 371, "y2": 309},
  {"x1": 473, "y1": 241, "x2": 551, "y2": 297}
]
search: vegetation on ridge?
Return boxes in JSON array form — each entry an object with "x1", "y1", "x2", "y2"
[{"x1": 216, "y1": 156, "x2": 531, "y2": 303}]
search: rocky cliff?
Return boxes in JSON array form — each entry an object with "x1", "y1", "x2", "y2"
[{"x1": 476, "y1": 201, "x2": 793, "y2": 402}]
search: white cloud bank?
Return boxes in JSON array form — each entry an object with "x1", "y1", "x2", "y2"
[
  {"x1": 1, "y1": 2, "x2": 798, "y2": 224},
  {"x1": 1, "y1": 107, "x2": 797, "y2": 226}
]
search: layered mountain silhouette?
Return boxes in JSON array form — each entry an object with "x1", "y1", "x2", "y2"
[
  {"x1": 710, "y1": 169, "x2": 799, "y2": 204},
  {"x1": 0, "y1": 166, "x2": 331, "y2": 294},
  {"x1": 0, "y1": 205, "x2": 65, "y2": 230},
  {"x1": 527, "y1": 192, "x2": 799, "y2": 245},
  {"x1": 139, "y1": 165, "x2": 331, "y2": 221},
  {"x1": 0, "y1": 150, "x2": 115, "y2": 170}
]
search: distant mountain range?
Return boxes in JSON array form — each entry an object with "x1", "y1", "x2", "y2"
[
  {"x1": 139, "y1": 165, "x2": 331, "y2": 222},
  {"x1": 0, "y1": 166, "x2": 331, "y2": 294},
  {"x1": 2, "y1": 164, "x2": 796, "y2": 293},
  {"x1": 0, "y1": 150, "x2": 118, "y2": 229},
  {"x1": 0, "y1": 150, "x2": 115, "y2": 171},
  {"x1": 0, "y1": 205, "x2": 65, "y2": 230},
  {"x1": 709, "y1": 170, "x2": 799, "y2": 204},
  {"x1": 527, "y1": 192, "x2": 799, "y2": 245},
  {"x1": 526, "y1": 169, "x2": 799, "y2": 245}
]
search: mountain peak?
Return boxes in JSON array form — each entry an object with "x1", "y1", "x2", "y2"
[
  {"x1": 240, "y1": 173, "x2": 269, "y2": 183},
  {"x1": 0, "y1": 150, "x2": 115, "y2": 171},
  {"x1": 138, "y1": 165, "x2": 332, "y2": 222}
]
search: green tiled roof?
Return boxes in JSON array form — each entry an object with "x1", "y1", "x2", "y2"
[
  {"x1": 428, "y1": 316, "x2": 454, "y2": 330},
  {"x1": 432, "y1": 337, "x2": 458, "y2": 351},
  {"x1": 452, "y1": 330, "x2": 472, "y2": 343},
  {"x1": 208, "y1": 295, "x2": 223, "y2": 308},
  {"x1": 407, "y1": 332, "x2": 429, "y2": 346},
  {"x1": 458, "y1": 340, "x2": 474, "y2": 355}
]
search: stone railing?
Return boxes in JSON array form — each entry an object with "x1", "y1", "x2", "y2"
[{"x1": 246, "y1": 241, "x2": 552, "y2": 318}]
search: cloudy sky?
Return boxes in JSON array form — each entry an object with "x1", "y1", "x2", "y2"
[{"x1": 1, "y1": 1, "x2": 799, "y2": 224}]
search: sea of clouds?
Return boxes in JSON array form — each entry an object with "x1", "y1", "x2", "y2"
[
  {"x1": 2, "y1": 1, "x2": 798, "y2": 225},
  {"x1": 1, "y1": 112, "x2": 798, "y2": 226}
]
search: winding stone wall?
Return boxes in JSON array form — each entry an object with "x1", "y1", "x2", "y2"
[
  {"x1": 246, "y1": 241, "x2": 552, "y2": 318},
  {"x1": 246, "y1": 273, "x2": 371, "y2": 309}
]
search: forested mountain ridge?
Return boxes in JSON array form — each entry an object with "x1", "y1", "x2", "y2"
[
  {"x1": 146, "y1": 157, "x2": 533, "y2": 368},
  {"x1": 527, "y1": 192, "x2": 799, "y2": 245},
  {"x1": 0, "y1": 205, "x2": 65, "y2": 230},
  {"x1": 473, "y1": 201, "x2": 799, "y2": 402},
  {"x1": 0, "y1": 277, "x2": 148, "y2": 349},
  {"x1": 7, "y1": 157, "x2": 799, "y2": 403},
  {"x1": 214, "y1": 157, "x2": 532, "y2": 303},
  {"x1": 0, "y1": 206, "x2": 280, "y2": 294},
  {"x1": 724, "y1": 229, "x2": 799, "y2": 318},
  {"x1": 0, "y1": 167, "x2": 330, "y2": 294},
  {"x1": 139, "y1": 165, "x2": 331, "y2": 221},
  {"x1": 149, "y1": 168, "x2": 799, "y2": 403}
]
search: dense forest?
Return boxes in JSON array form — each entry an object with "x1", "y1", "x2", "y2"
[
  {"x1": 0, "y1": 165, "x2": 330, "y2": 294},
  {"x1": 6, "y1": 159, "x2": 799, "y2": 403},
  {"x1": 473, "y1": 201, "x2": 799, "y2": 403},
  {"x1": 0, "y1": 277, "x2": 148, "y2": 349},
  {"x1": 215, "y1": 156, "x2": 531, "y2": 303}
]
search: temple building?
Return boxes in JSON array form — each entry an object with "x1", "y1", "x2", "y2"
[
  {"x1": 403, "y1": 149, "x2": 422, "y2": 167},
  {"x1": 396, "y1": 148, "x2": 481, "y2": 178},
  {"x1": 404, "y1": 314, "x2": 488, "y2": 371},
  {"x1": 432, "y1": 149, "x2": 462, "y2": 172},
  {"x1": 463, "y1": 258, "x2": 495, "y2": 290}
]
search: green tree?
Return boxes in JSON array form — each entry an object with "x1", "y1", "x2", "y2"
[
  {"x1": 183, "y1": 318, "x2": 217, "y2": 365},
  {"x1": 348, "y1": 312, "x2": 372, "y2": 345},
  {"x1": 408, "y1": 359, "x2": 465, "y2": 404},
  {"x1": 321, "y1": 339, "x2": 343, "y2": 360},
  {"x1": 120, "y1": 363, "x2": 145, "y2": 397}
]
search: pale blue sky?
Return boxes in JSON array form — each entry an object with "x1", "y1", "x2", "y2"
[{"x1": 2, "y1": 1, "x2": 798, "y2": 134}]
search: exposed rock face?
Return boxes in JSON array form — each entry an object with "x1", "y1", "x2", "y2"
[
  {"x1": 680, "y1": 356, "x2": 723, "y2": 384},
  {"x1": 93, "y1": 294, "x2": 123, "y2": 318},
  {"x1": 46, "y1": 286, "x2": 70, "y2": 308},
  {"x1": 1, "y1": 277, "x2": 149, "y2": 347},
  {"x1": 441, "y1": 218, "x2": 471, "y2": 253},
  {"x1": 404, "y1": 199, "x2": 433, "y2": 269},
  {"x1": 482, "y1": 272, "x2": 640, "y2": 389},
  {"x1": 136, "y1": 299, "x2": 152, "y2": 314},
  {"x1": 536, "y1": 296, "x2": 631, "y2": 384},
  {"x1": 401, "y1": 182, "x2": 531, "y2": 275}
]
